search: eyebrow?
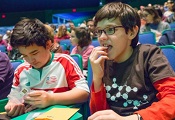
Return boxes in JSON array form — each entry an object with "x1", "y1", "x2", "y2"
[
  {"x1": 21, "y1": 50, "x2": 39, "y2": 56},
  {"x1": 96, "y1": 25, "x2": 122, "y2": 29}
]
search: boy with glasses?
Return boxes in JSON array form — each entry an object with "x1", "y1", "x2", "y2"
[
  {"x1": 5, "y1": 18, "x2": 89, "y2": 117},
  {"x1": 88, "y1": 2, "x2": 175, "y2": 120}
]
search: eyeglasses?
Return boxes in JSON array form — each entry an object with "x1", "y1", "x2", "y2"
[{"x1": 95, "y1": 26, "x2": 123, "y2": 37}]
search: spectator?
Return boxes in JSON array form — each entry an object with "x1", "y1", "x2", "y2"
[
  {"x1": 156, "y1": 29, "x2": 175, "y2": 46},
  {"x1": 70, "y1": 27, "x2": 94, "y2": 69},
  {"x1": 54, "y1": 24, "x2": 70, "y2": 42},
  {"x1": 5, "y1": 18, "x2": 89, "y2": 117},
  {"x1": 87, "y1": 19, "x2": 98, "y2": 39},
  {"x1": 45, "y1": 24, "x2": 63, "y2": 53},
  {"x1": 0, "y1": 52, "x2": 14, "y2": 100},
  {"x1": 164, "y1": 0, "x2": 174, "y2": 18},
  {"x1": 68, "y1": 20, "x2": 75, "y2": 32},
  {"x1": 88, "y1": 2, "x2": 175, "y2": 120},
  {"x1": 2, "y1": 30, "x2": 11, "y2": 41},
  {"x1": 49, "y1": 24, "x2": 57, "y2": 34},
  {"x1": 165, "y1": 3, "x2": 175, "y2": 23},
  {"x1": 140, "y1": 6, "x2": 170, "y2": 40}
]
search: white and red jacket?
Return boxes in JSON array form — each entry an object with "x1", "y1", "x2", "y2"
[{"x1": 8, "y1": 53, "x2": 89, "y2": 99}]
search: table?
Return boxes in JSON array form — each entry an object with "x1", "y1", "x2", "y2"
[{"x1": 12, "y1": 105, "x2": 83, "y2": 120}]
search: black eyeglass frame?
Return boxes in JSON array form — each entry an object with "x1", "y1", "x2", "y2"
[{"x1": 95, "y1": 26, "x2": 123, "y2": 37}]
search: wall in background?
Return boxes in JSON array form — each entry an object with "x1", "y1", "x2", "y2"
[
  {"x1": 0, "y1": 0, "x2": 100, "y2": 26},
  {"x1": 0, "y1": 0, "x2": 167, "y2": 26}
]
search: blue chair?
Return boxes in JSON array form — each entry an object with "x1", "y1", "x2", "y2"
[
  {"x1": 60, "y1": 43, "x2": 67, "y2": 51},
  {"x1": 70, "y1": 54, "x2": 83, "y2": 71},
  {"x1": 91, "y1": 40, "x2": 100, "y2": 47},
  {"x1": 70, "y1": 54, "x2": 91, "y2": 119},
  {"x1": 10, "y1": 60, "x2": 23, "y2": 70},
  {"x1": 139, "y1": 32, "x2": 156, "y2": 44},
  {"x1": 69, "y1": 45, "x2": 75, "y2": 53},
  {"x1": 0, "y1": 45, "x2": 7, "y2": 54},
  {"x1": 160, "y1": 45, "x2": 175, "y2": 71},
  {"x1": 170, "y1": 22, "x2": 175, "y2": 29},
  {"x1": 59, "y1": 39, "x2": 74, "y2": 52},
  {"x1": 59, "y1": 39, "x2": 71, "y2": 48},
  {"x1": 87, "y1": 60, "x2": 93, "y2": 87}
]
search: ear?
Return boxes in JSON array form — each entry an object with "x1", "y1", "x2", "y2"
[
  {"x1": 128, "y1": 26, "x2": 139, "y2": 40},
  {"x1": 46, "y1": 40, "x2": 52, "y2": 50}
]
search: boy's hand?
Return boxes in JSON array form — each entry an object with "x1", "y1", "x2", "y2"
[
  {"x1": 89, "y1": 46, "x2": 109, "y2": 91},
  {"x1": 5, "y1": 101, "x2": 25, "y2": 117},
  {"x1": 24, "y1": 104, "x2": 37, "y2": 113},
  {"x1": 88, "y1": 110, "x2": 139, "y2": 120},
  {"x1": 88, "y1": 110, "x2": 124, "y2": 120},
  {"x1": 24, "y1": 90, "x2": 52, "y2": 109}
]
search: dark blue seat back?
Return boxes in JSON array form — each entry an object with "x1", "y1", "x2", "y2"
[
  {"x1": 139, "y1": 32, "x2": 156, "y2": 44},
  {"x1": 160, "y1": 45, "x2": 175, "y2": 71},
  {"x1": 10, "y1": 60, "x2": 23, "y2": 70},
  {"x1": 70, "y1": 54, "x2": 83, "y2": 71},
  {"x1": 60, "y1": 43, "x2": 67, "y2": 51},
  {"x1": 59, "y1": 39, "x2": 71, "y2": 48},
  {"x1": 0, "y1": 45, "x2": 7, "y2": 53},
  {"x1": 87, "y1": 60, "x2": 93, "y2": 87},
  {"x1": 91, "y1": 40, "x2": 100, "y2": 47},
  {"x1": 170, "y1": 22, "x2": 175, "y2": 29}
]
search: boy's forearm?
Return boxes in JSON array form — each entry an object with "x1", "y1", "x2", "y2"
[
  {"x1": 90, "y1": 83, "x2": 109, "y2": 114},
  {"x1": 93, "y1": 78, "x2": 103, "y2": 92},
  {"x1": 50, "y1": 88, "x2": 89, "y2": 105},
  {"x1": 124, "y1": 114, "x2": 139, "y2": 120}
]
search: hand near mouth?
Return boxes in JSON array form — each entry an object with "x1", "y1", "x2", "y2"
[{"x1": 89, "y1": 46, "x2": 109, "y2": 91}]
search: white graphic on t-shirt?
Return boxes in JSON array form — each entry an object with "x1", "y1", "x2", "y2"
[{"x1": 105, "y1": 77, "x2": 149, "y2": 109}]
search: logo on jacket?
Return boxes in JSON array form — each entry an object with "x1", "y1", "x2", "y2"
[{"x1": 46, "y1": 75, "x2": 57, "y2": 84}]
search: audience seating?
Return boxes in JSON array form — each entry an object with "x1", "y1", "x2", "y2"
[
  {"x1": 160, "y1": 45, "x2": 175, "y2": 71},
  {"x1": 59, "y1": 39, "x2": 74, "y2": 53},
  {"x1": 139, "y1": 32, "x2": 156, "y2": 44},
  {"x1": 69, "y1": 45, "x2": 75, "y2": 53},
  {"x1": 87, "y1": 60, "x2": 93, "y2": 88},
  {"x1": 10, "y1": 60, "x2": 24, "y2": 70},
  {"x1": 170, "y1": 22, "x2": 175, "y2": 29},
  {"x1": 59, "y1": 39, "x2": 72, "y2": 48},
  {"x1": 91, "y1": 40, "x2": 100, "y2": 47},
  {"x1": 60, "y1": 43, "x2": 67, "y2": 51},
  {"x1": 70, "y1": 54, "x2": 83, "y2": 71},
  {"x1": 70, "y1": 54, "x2": 90, "y2": 119},
  {"x1": 0, "y1": 45, "x2": 7, "y2": 54}
]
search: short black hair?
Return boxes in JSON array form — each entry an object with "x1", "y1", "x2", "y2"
[
  {"x1": 94, "y1": 2, "x2": 141, "y2": 48},
  {"x1": 10, "y1": 18, "x2": 50, "y2": 48}
]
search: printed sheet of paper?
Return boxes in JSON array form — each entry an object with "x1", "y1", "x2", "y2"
[{"x1": 34, "y1": 108, "x2": 79, "y2": 120}]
